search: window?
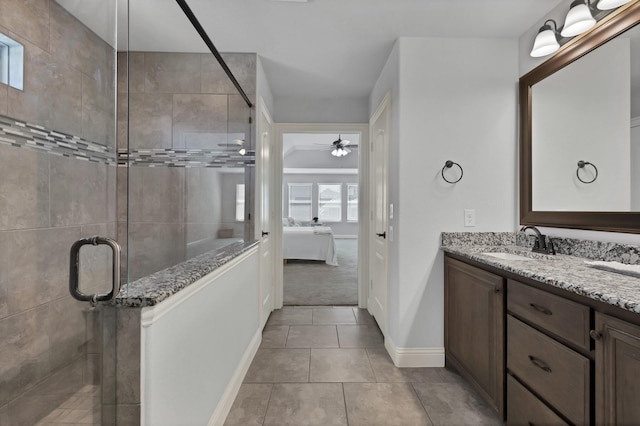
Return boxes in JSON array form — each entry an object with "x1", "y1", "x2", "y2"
[
  {"x1": 288, "y1": 183, "x2": 312, "y2": 221},
  {"x1": 347, "y1": 184, "x2": 358, "y2": 222},
  {"x1": 318, "y1": 184, "x2": 342, "y2": 222},
  {"x1": 0, "y1": 32, "x2": 23, "y2": 90},
  {"x1": 235, "y1": 184, "x2": 245, "y2": 221}
]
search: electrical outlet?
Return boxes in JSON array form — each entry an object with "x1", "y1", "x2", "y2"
[{"x1": 464, "y1": 209, "x2": 476, "y2": 227}]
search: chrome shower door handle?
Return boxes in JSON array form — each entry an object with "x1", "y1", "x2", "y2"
[{"x1": 69, "y1": 236, "x2": 122, "y2": 305}]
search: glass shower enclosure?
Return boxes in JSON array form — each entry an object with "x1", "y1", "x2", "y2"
[{"x1": 0, "y1": 0, "x2": 254, "y2": 424}]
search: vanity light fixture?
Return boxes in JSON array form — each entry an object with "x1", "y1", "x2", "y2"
[
  {"x1": 597, "y1": 0, "x2": 631, "y2": 10},
  {"x1": 561, "y1": 0, "x2": 596, "y2": 37},
  {"x1": 531, "y1": 0, "x2": 631, "y2": 58},
  {"x1": 531, "y1": 20, "x2": 561, "y2": 57}
]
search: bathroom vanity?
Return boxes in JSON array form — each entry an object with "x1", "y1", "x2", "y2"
[{"x1": 442, "y1": 232, "x2": 640, "y2": 425}]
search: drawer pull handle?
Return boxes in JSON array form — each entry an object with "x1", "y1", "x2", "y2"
[
  {"x1": 590, "y1": 330, "x2": 602, "y2": 341},
  {"x1": 529, "y1": 303, "x2": 552, "y2": 315},
  {"x1": 528, "y1": 355, "x2": 552, "y2": 373}
]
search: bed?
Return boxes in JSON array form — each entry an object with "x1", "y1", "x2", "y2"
[{"x1": 282, "y1": 226, "x2": 338, "y2": 266}]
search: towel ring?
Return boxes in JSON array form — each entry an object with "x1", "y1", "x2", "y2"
[
  {"x1": 576, "y1": 160, "x2": 598, "y2": 184},
  {"x1": 441, "y1": 160, "x2": 463, "y2": 184}
]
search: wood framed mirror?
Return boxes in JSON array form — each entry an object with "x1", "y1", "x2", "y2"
[{"x1": 520, "y1": 1, "x2": 640, "y2": 233}]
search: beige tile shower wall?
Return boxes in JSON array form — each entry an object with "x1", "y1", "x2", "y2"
[
  {"x1": 0, "y1": 1, "x2": 115, "y2": 148},
  {"x1": 119, "y1": 51, "x2": 256, "y2": 281},
  {"x1": 0, "y1": 0, "x2": 117, "y2": 423}
]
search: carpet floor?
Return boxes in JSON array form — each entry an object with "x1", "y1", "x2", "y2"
[{"x1": 283, "y1": 238, "x2": 358, "y2": 306}]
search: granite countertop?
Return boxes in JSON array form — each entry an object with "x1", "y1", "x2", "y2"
[
  {"x1": 441, "y1": 233, "x2": 640, "y2": 314},
  {"x1": 111, "y1": 240, "x2": 260, "y2": 308}
]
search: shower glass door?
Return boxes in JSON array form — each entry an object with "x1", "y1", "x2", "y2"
[
  {"x1": 125, "y1": 0, "x2": 255, "y2": 289},
  {"x1": 0, "y1": 0, "x2": 120, "y2": 424}
]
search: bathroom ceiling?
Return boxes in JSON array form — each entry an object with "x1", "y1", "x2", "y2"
[{"x1": 63, "y1": 0, "x2": 563, "y2": 99}]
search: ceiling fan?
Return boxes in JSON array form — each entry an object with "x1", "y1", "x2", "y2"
[{"x1": 311, "y1": 134, "x2": 358, "y2": 157}]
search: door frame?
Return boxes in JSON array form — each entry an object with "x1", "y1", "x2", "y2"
[
  {"x1": 256, "y1": 96, "x2": 275, "y2": 327},
  {"x1": 273, "y1": 123, "x2": 370, "y2": 309},
  {"x1": 368, "y1": 91, "x2": 391, "y2": 335}
]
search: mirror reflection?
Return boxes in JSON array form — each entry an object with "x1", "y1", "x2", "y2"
[{"x1": 531, "y1": 24, "x2": 640, "y2": 212}]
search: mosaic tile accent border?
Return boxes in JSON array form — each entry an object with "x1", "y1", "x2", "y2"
[
  {"x1": 0, "y1": 114, "x2": 115, "y2": 164},
  {"x1": 0, "y1": 114, "x2": 255, "y2": 168},
  {"x1": 119, "y1": 148, "x2": 256, "y2": 168}
]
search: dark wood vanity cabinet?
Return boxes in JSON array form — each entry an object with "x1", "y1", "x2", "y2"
[
  {"x1": 444, "y1": 253, "x2": 640, "y2": 425},
  {"x1": 507, "y1": 280, "x2": 591, "y2": 425},
  {"x1": 444, "y1": 257, "x2": 505, "y2": 417},
  {"x1": 594, "y1": 313, "x2": 640, "y2": 425}
]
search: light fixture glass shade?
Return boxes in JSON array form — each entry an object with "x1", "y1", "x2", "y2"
[
  {"x1": 238, "y1": 148, "x2": 246, "y2": 156},
  {"x1": 331, "y1": 149, "x2": 338, "y2": 156},
  {"x1": 531, "y1": 28, "x2": 560, "y2": 57},
  {"x1": 561, "y1": 2, "x2": 596, "y2": 37},
  {"x1": 597, "y1": 0, "x2": 631, "y2": 10}
]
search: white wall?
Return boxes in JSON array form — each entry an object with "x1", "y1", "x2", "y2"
[
  {"x1": 275, "y1": 96, "x2": 369, "y2": 123},
  {"x1": 532, "y1": 38, "x2": 631, "y2": 211},
  {"x1": 141, "y1": 249, "x2": 260, "y2": 426},
  {"x1": 257, "y1": 56, "x2": 274, "y2": 117},
  {"x1": 369, "y1": 37, "x2": 518, "y2": 352}
]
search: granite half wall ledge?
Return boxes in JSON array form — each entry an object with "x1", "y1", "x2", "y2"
[
  {"x1": 109, "y1": 240, "x2": 259, "y2": 308},
  {"x1": 443, "y1": 231, "x2": 640, "y2": 265}
]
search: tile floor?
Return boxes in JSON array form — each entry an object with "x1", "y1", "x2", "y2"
[{"x1": 224, "y1": 307, "x2": 502, "y2": 426}]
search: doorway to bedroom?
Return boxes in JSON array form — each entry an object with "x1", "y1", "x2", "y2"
[{"x1": 281, "y1": 132, "x2": 361, "y2": 306}]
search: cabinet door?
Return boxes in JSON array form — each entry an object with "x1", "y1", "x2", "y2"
[
  {"x1": 595, "y1": 312, "x2": 640, "y2": 425},
  {"x1": 445, "y1": 257, "x2": 505, "y2": 417}
]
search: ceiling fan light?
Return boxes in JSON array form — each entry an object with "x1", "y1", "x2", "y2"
[
  {"x1": 331, "y1": 149, "x2": 338, "y2": 157},
  {"x1": 561, "y1": 1, "x2": 596, "y2": 37},
  {"x1": 238, "y1": 148, "x2": 246, "y2": 156},
  {"x1": 597, "y1": 0, "x2": 631, "y2": 10},
  {"x1": 344, "y1": 147, "x2": 351, "y2": 154},
  {"x1": 531, "y1": 26, "x2": 560, "y2": 57}
]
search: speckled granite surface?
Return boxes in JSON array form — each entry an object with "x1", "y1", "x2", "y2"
[
  {"x1": 441, "y1": 232, "x2": 515, "y2": 247},
  {"x1": 111, "y1": 240, "x2": 259, "y2": 308},
  {"x1": 545, "y1": 236, "x2": 640, "y2": 265},
  {"x1": 442, "y1": 232, "x2": 640, "y2": 314}
]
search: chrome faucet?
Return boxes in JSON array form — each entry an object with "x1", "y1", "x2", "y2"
[{"x1": 520, "y1": 226, "x2": 555, "y2": 255}]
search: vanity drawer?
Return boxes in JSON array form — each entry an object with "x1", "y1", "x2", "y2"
[
  {"x1": 506, "y1": 375, "x2": 568, "y2": 426},
  {"x1": 507, "y1": 315, "x2": 590, "y2": 425},
  {"x1": 507, "y1": 279, "x2": 590, "y2": 351}
]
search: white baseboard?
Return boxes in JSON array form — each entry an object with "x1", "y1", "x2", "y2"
[
  {"x1": 208, "y1": 328, "x2": 262, "y2": 426},
  {"x1": 334, "y1": 235, "x2": 358, "y2": 239},
  {"x1": 384, "y1": 338, "x2": 445, "y2": 368}
]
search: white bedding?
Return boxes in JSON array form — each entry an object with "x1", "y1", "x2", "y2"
[{"x1": 282, "y1": 226, "x2": 338, "y2": 266}]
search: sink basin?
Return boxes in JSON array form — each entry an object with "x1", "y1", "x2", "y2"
[{"x1": 482, "y1": 252, "x2": 535, "y2": 261}]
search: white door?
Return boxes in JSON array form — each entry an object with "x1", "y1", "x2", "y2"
[
  {"x1": 258, "y1": 100, "x2": 274, "y2": 327},
  {"x1": 369, "y1": 93, "x2": 390, "y2": 335}
]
